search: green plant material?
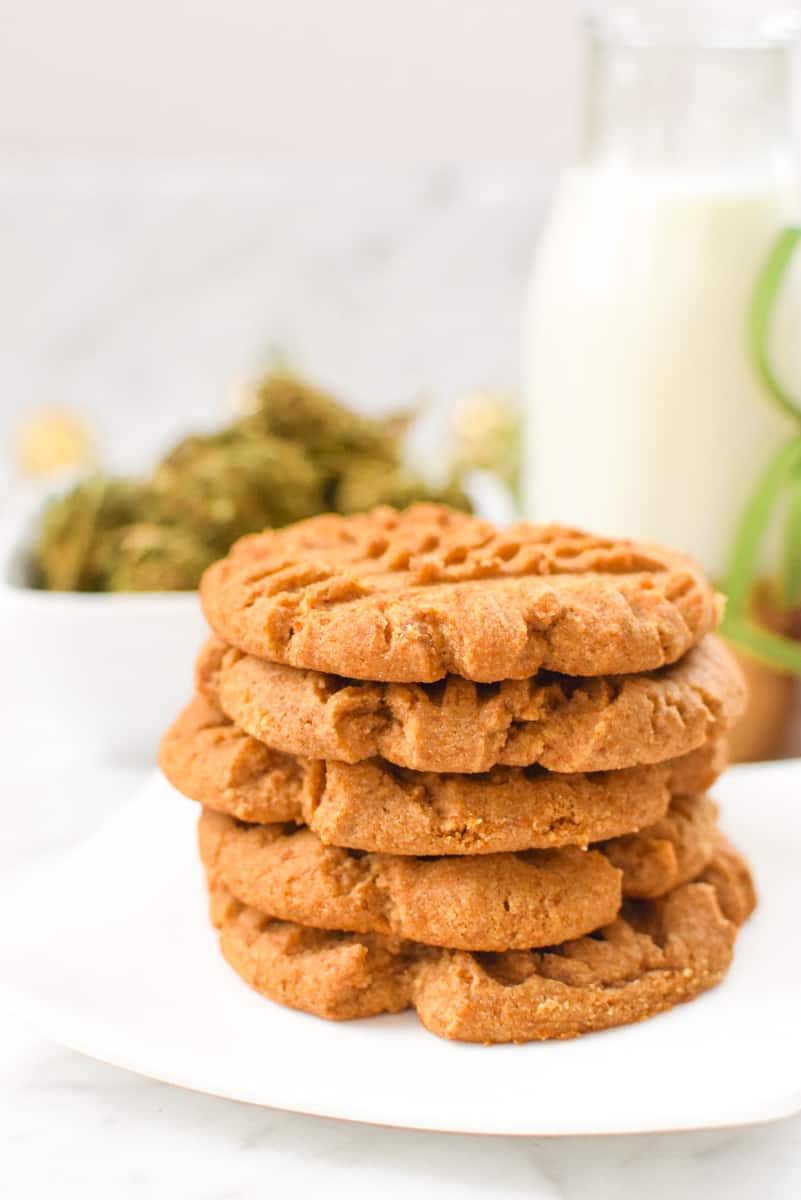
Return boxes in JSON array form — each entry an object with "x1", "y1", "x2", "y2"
[
  {"x1": 722, "y1": 225, "x2": 801, "y2": 673},
  {"x1": 748, "y1": 226, "x2": 801, "y2": 425},
  {"x1": 152, "y1": 429, "x2": 324, "y2": 550},
  {"x1": 782, "y1": 471, "x2": 801, "y2": 609},
  {"x1": 34, "y1": 370, "x2": 474, "y2": 592},
  {"x1": 719, "y1": 615, "x2": 801, "y2": 674},
  {"x1": 36, "y1": 476, "x2": 146, "y2": 590},
  {"x1": 237, "y1": 372, "x2": 400, "y2": 479},
  {"x1": 99, "y1": 523, "x2": 219, "y2": 592},
  {"x1": 334, "y1": 459, "x2": 471, "y2": 515},
  {"x1": 721, "y1": 437, "x2": 801, "y2": 670},
  {"x1": 723, "y1": 437, "x2": 801, "y2": 615}
]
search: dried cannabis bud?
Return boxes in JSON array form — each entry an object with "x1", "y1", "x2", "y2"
[
  {"x1": 334, "y1": 459, "x2": 470, "y2": 515},
  {"x1": 236, "y1": 372, "x2": 399, "y2": 488},
  {"x1": 98, "y1": 523, "x2": 218, "y2": 592},
  {"x1": 151, "y1": 429, "x2": 323, "y2": 552},
  {"x1": 33, "y1": 371, "x2": 475, "y2": 592},
  {"x1": 36, "y1": 476, "x2": 148, "y2": 590}
]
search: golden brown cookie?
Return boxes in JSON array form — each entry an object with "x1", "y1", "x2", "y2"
[
  {"x1": 695, "y1": 836, "x2": 758, "y2": 925},
  {"x1": 159, "y1": 694, "x2": 305, "y2": 825},
  {"x1": 207, "y1": 835, "x2": 755, "y2": 1041},
  {"x1": 162, "y1": 693, "x2": 724, "y2": 854},
  {"x1": 198, "y1": 808, "x2": 624, "y2": 952},
  {"x1": 600, "y1": 794, "x2": 719, "y2": 899},
  {"x1": 200, "y1": 505, "x2": 720, "y2": 682},
  {"x1": 209, "y1": 878, "x2": 418, "y2": 1022},
  {"x1": 198, "y1": 795, "x2": 722, "y2": 951},
  {"x1": 199, "y1": 633, "x2": 744, "y2": 774}
]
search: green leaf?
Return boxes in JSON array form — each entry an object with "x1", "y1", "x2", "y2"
[
  {"x1": 719, "y1": 614, "x2": 801, "y2": 675},
  {"x1": 723, "y1": 436, "x2": 801, "y2": 616},
  {"x1": 749, "y1": 226, "x2": 801, "y2": 425},
  {"x1": 720, "y1": 228, "x2": 801, "y2": 674},
  {"x1": 782, "y1": 468, "x2": 801, "y2": 607}
]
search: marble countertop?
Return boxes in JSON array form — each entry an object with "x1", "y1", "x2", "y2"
[
  {"x1": 1, "y1": 746, "x2": 800, "y2": 1199},
  {"x1": 4, "y1": 1023, "x2": 800, "y2": 1200}
]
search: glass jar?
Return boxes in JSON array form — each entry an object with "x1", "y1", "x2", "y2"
[{"x1": 523, "y1": 3, "x2": 801, "y2": 583}]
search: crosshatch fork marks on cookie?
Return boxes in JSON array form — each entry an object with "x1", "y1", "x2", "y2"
[{"x1": 200, "y1": 505, "x2": 722, "y2": 682}]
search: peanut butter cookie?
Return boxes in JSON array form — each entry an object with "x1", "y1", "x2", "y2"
[
  {"x1": 198, "y1": 796, "x2": 723, "y2": 952},
  {"x1": 162, "y1": 693, "x2": 725, "y2": 853},
  {"x1": 200, "y1": 505, "x2": 720, "y2": 682},
  {"x1": 600, "y1": 793, "x2": 719, "y2": 899},
  {"x1": 198, "y1": 633, "x2": 744, "y2": 774},
  {"x1": 198, "y1": 808, "x2": 624, "y2": 952},
  {"x1": 207, "y1": 835, "x2": 755, "y2": 1041}
]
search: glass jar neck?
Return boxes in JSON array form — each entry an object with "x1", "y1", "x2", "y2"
[{"x1": 581, "y1": 36, "x2": 795, "y2": 176}]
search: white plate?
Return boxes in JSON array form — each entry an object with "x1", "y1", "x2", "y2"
[{"x1": 1, "y1": 762, "x2": 800, "y2": 1136}]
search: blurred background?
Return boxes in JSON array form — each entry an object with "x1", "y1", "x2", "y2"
[
  {"x1": 5, "y1": 0, "x2": 801, "y2": 763},
  {"x1": 0, "y1": 0, "x2": 584, "y2": 482}
]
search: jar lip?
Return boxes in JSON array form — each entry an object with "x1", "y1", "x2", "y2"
[{"x1": 584, "y1": 4, "x2": 801, "y2": 51}]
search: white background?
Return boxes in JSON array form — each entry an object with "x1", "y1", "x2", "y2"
[
  {"x1": 0, "y1": 1, "x2": 581, "y2": 161},
  {"x1": 0, "y1": 0, "x2": 584, "y2": 487},
  {"x1": 3, "y1": 1, "x2": 801, "y2": 489}
]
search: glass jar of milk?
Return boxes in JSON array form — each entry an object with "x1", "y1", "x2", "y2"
[{"x1": 524, "y1": 5, "x2": 801, "y2": 583}]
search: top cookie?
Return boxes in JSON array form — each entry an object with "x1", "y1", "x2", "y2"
[{"x1": 200, "y1": 505, "x2": 719, "y2": 682}]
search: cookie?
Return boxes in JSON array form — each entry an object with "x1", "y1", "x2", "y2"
[
  {"x1": 600, "y1": 794, "x2": 719, "y2": 899},
  {"x1": 198, "y1": 793, "x2": 723, "y2": 951},
  {"x1": 159, "y1": 694, "x2": 305, "y2": 825},
  {"x1": 695, "y1": 836, "x2": 758, "y2": 926},
  {"x1": 162, "y1": 693, "x2": 724, "y2": 854},
  {"x1": 200, "y1": 633, "x2": 744, "y2": 774},
  {"x1": 209, "y1": 878, "x2": 418, "y2": 1023},
  {"x1": 200, "y1": 505, "x2": 720, "y2": 682},
  {"x1": 207, "y1": 836, "x2": 755, "y2": 1041},
  {"x1": 198, "y1": 808, "x2": 624, "y2": 952}
]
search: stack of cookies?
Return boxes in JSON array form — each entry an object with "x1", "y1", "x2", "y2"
[{"x1": 160, "y1": 505, "x2": 755, "y2": 1043}]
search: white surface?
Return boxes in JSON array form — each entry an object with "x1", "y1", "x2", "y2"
[
  {"x1": 6, "y1": 1026, "x2": 801, "y2": 1200},
  {"x1": 2, "y1": 764, "x2": 800, "y2": 1138},
  {"x1": 0, "y1": 1, "x2": 580, "y2": 160}
]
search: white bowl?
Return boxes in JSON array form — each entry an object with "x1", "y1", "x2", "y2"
[
  {"x1": 0, "y1": 492, "x2": 207, "y2": 764},
  {"x1": 0, "y1": 473, "x2": 517, "y2": 765}
]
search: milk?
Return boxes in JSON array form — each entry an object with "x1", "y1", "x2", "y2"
[{"x1": 523, "y1": 166, "x2": 801, "y2": 581}]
